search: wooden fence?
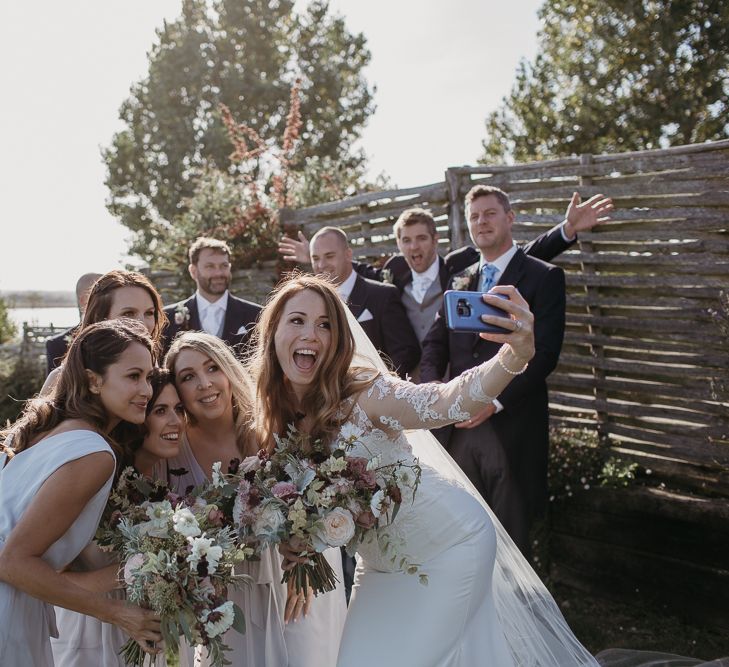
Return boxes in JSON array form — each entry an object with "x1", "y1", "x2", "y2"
[{"x1": 280, "y1": 139, "x2": 729, "y2": 496}]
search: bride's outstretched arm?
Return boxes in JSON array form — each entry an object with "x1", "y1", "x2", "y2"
[{"x1": 357, "y1": 285, "x2": 535, "y2": 431}]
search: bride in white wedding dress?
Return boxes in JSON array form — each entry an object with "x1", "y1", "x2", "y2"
[{"x1": 250, "y1": 274, "x2": 598, "y2": 667}]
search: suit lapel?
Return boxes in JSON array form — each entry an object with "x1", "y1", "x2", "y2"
[
  {"x1": 437, "y1": 256, "x2": 450, "y2": 290},
  {"x1": 221, "y1": 296, "x2": 237, "y2": 343},
  {"x1": 347, "y1": 276, "x2": 367, "y2": 320},
  {"x1": 497, "y1": 248, "x2": 527, "y2": 288},
  {"x1": 186, "y1": 296, "x2": 201, "y2": 331}
]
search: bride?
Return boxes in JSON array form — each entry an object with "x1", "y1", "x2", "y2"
[{"x1": 249, "y1": 273, "x2": 599, "y2": 666}]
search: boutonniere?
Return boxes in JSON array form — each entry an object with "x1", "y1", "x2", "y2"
[
  {"x1": 452, "y1": 275, "x2": 472, "y2": 291},
  {"x1": 174, "y1": 303, "x2": 191, "y2": 327},
  {"x1": 381, "y1": 268, "x2": 393, "y2": 285}
]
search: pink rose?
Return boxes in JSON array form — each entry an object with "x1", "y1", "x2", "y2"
[
  {"x1": 346, "y1": 457, "x2": 369, "y2": 476},
  {"x1": 354, "y1": 470, "x2": 377, "y2": 490},
  {"x1": 272, "y1": 481, "x2": 299, "y2": 500},
  {"x1": 207, "y1": 508, "x2": 225, "y2": 526},
  {"x1": 123, "y1": 553, "x2": 145, "y2": 586}
]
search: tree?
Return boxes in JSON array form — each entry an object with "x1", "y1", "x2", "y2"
[
  {"x1": 104, "y1": 0, "x2": 375, "y2": 263},
  {"x1": 0, "y1": 297, "x2": 16, "y2": 344},
  {"x1": 481, "y1": 0, "x2": 729, "y2": 162}
]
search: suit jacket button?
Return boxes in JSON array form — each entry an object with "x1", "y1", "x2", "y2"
[{"x1": 473, "y1": 352, "x2": 479, "y2": 359}]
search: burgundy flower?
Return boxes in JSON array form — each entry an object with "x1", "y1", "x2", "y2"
[{"x1": 355, "y1": 510, "x2": 377, "y2": 530}]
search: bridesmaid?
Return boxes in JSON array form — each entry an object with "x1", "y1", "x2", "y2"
[
  {"x1": 0, "y1": 319, "x2": 162, "y2": 665},
  {"x1": 41, "y1": 270, "x2": 167, "y2": 395},
  {"x1": 165, "y1": 332, "x2": 346, "y2": 667},
  {"x1": 50, "y1": 368, "x2": 185, "y2": 666}
]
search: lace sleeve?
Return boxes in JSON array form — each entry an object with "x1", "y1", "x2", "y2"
[{"x1": 357, "y1": 353, "x2": 519, "y2": 432}]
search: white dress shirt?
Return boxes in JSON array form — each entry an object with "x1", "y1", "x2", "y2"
[
  {"x1": 196, "y1": 290, "x2": 229, "y2": 336},
  {"x1": 336, "y1": 270, "x2": 358, "y2": 302},
  {"x1": 410, "y1": 256, "x2": 441, "y2": 304}
]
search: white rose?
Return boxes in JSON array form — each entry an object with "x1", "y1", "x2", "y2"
[
  {"x1": 123, "y1": 553, "x2": 146, "y2": 586},
  {"x1": 253, "y1": 503, "x2": 287, "y2": 539},
  {"x1": 172, "y1": 507, "x2": 201, "y2": 537},
  {"x1": 318, "y1": 508, "x2": 355, "y2": 548}
]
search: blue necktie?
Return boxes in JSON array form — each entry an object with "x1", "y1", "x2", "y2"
[{"x1": 481, "y1": 263, "x2": 498, "y2": 292}]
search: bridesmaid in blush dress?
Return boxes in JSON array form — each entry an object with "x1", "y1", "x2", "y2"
[
  {"x1": 165, "y1": 331, "x2": 347, "y2": 667},
  {"x1": 0, "y1": 320, "x2": 162, "y2": 666}
]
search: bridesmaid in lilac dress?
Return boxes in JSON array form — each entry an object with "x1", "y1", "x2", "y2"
[
  {"x1": 51, "y1": 368, "x2": 184, "y2": 667},
  {"x1": 0, "y1": 320, "x2": 161, "y2": 666}
]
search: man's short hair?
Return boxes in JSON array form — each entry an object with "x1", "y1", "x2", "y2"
[
  {"x1": 311, "y1": 226, "x2": 349, "y2": 248},
  {"x1": 189, "y1": 237, "x2": 231, "y2": 265},
  {"x1": 393, "y1": 208, "x2": 437, "y2": 238},
  {"x1": 465, "y1": 185, "x2": 512, "y2": 214}
]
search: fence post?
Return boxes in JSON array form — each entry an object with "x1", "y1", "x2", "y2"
[
  {"x1": 445, "y1": 168, "x2": 466, "y2": 249},
  {"x1": 578, "y1": 153, "x2": 609, "y2": 444}
]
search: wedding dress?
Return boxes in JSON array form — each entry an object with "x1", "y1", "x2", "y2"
[
  {"x1": 336, "y1": 313, "x2": 599, "y2": 667},
  {"x1": 0, "y1": 430, "x2": 115, "y2": 666}
]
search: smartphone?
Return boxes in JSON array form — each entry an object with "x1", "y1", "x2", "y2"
[{"x1": 444, "y1": 290, "x2": 511, "y2": 334}]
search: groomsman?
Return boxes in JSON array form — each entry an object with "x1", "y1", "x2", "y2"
[
  {"x1": 309, "y1": 226, "x2": 421, "y2": 379},
  {"x1": 162, "y1": 238, "x2": 261, "y2": 353},
  {"x1": 420, "y1": 187, "x2": 613, "y2": 556},
  {"x1": 45, "y1": 272, "x2": 101, "y2": 374}
]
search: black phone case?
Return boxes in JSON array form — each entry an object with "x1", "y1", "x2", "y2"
[{"x1": 443, "y1": 290, "x2": 511, "y2": 334}]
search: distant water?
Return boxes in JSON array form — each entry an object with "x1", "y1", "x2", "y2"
[{"x1": 8, "y1": 307, "x2": 78, "y2": 332}]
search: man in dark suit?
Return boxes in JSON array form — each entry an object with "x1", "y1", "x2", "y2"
[
  {"x1": 420, "y1": 186, "x2": 613, "y2": 556},
  {"x1": 309, "y1": 226, "x2": 420, "y2": 379},
  {"x1": 162, "y1": 237, "x2": 261, "y2": 354},
  {"x1": 45, "y1": 272, "x2": 101, "y2": 374}
]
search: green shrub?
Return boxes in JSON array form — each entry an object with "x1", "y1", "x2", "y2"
[{"x1": 0, "y1": 352, "x2": 44, "y2": 426}]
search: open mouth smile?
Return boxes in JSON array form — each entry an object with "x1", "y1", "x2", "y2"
[{"x1": 293, "y1": 348, "x2": 318, "y2": 371}]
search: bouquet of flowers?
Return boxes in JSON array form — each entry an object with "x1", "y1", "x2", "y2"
[
  {"x1": 232, "y1": 423, "x2": 423, "y2": 595},
  {"x1": 96, "y1": 466, "x2": 252, "y2": 667}
]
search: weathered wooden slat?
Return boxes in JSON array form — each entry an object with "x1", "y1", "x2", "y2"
[
  {"x1": 466, "y1": 177, "x2": 729, "y2": 202},
  {"x1": 549, "y1": 391, "x2": 728, "y2": 425},
  {"x1": 300, "y1": 199, "x2": 450, "y2": 234},
  {"x1": 564, "y1": 273, "x2": 726, "y2": 292},
  {"x1": 548, "y1": 372, "x2": 726, "y2": 403},
  {"x1": 560, "y1": 342, "x2": 728, "y2": 370},
  {"x1": 557, "y1": 253, "x2": 729, "y2": 273},
  {"x1": 286, "y1": 181, "x2": 447, "y2": 222},
  {"x1": 606, "y1": 421, "x2": 729, "y2": 457}
]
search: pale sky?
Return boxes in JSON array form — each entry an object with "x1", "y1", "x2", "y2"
[{"x1": 0, "y1": 0, "x2": 542, "y2": 292}]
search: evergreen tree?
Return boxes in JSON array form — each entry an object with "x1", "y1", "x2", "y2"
[
  {"x1": 103, "y1": 0, "x2": 375, "y2": 262},
  {"x1": 481, "y1": 0, "x2": 729, "y2": 162}
]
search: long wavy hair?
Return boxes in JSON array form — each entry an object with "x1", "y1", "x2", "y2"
[
  {"x1": 165, "y1": 332, "x2": 255, "y2": 455},
  {"x1": 249, "y1": 273, "x2": 376, "y2": 451},
  {"x1": 81, "y1": 270, "x2": 167, "y2": 345},
  {"x1": 0, "y1": 320, "x2": 155, "y2": 464}
]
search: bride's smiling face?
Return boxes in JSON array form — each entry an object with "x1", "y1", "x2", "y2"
[{"x1": 274, "y1": 289, "x2": 332, "y2": 399}]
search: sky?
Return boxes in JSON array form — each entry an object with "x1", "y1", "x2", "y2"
[{"x1": 0, "y1": 0, "x2": 542, "y2": 293}]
